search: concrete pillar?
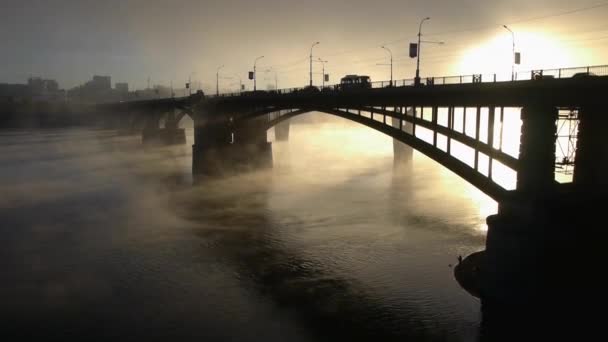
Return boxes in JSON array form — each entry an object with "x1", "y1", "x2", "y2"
[
  {"x1": 142, "y1": 114, "x2": 161, "y2": 144},
  {"x1": 274, "y1": 121, "x2": 290, "y2": 142},
  {"x1": 391, "y1": 116, "x2": 413, "y2": 164},
  {"x1": 233, "y1": 116, "x2": 273, "y2": 170},
  {"x1": 516, "y1": 105, "x2": 558, "y2": 194},
  {"x1": 192, "y1": 114, "x2": 272, "y2": 177},
  {"x1": 192, "y1": 114, "x2": 233, "y2": 176},
  {"x1": 574, "y1": 106, "x2": 608, "y2": 191},
  {"x1": 478, "y1": 193, "x2": 604, "y2": 322},
  {"x1": 142, "y1": 110, "x2": 186, "y2": 145}
]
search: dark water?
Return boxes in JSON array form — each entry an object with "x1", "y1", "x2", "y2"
[{"x1": 0, "y1": 114, "x2": 494, "y2": 341}]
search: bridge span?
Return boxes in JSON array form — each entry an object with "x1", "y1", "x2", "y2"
[{"x1": 98, "y1": 67, "x2": 608, "y2": 311}]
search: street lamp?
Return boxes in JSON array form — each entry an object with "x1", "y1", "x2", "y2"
[
  {"x1": 253, "y1": 55, "x2": 264, "y2": 91},
  {"x1": 318, "y1": 58, "x2": 328, "y2": 88},
  {"x1": 310, "y1": 41, "x2": 320, "y2": 87},
  {"x1": 380, "y1": 46, "x2": 393, "y2": 86},
  {"x1": 415, "y1": 17, "x2": 431, "y2": 86},
  {"x1": 503, "y1": 25, "x2": 516, "y2": 80},
  {"x1": 216, "y1": 65, "x2": 224, "y2": 96}
]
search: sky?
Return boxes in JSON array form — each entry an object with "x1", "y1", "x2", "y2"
[{"x1": 2, "y1": 0, "x2": 608, "y2": 92}]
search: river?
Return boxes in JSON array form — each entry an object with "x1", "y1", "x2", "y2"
[{"x1": 0, "y1": 113, "x2": 494, "y2": 341}]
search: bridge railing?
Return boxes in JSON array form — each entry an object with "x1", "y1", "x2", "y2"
[{"x1": 160, "y1": 64, "x2": 608, "y2": 101}]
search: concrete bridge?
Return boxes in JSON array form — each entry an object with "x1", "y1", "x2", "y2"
[{"x1": 98, "y1": 66, "x2": 608, "y2": 312}]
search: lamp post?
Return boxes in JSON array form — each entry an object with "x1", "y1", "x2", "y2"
[
  {"x1": 503, "y1": 25, "x2": 516, "y2": 81},
  {"x1": 216, "y1": 65, "x2": 224, "y2": 96},
  {"x1": 310, "y1": 42, "x2": 320, "y2": 87},
  {"x1": 380, "y1": 46, "x2": 393, "y2": 86},
  {"x1": 253, "y1": 55, "x2": 264, "y2": 91},
  {"x1": 415, "y1": 17, "x2": 431, "y2": 86},
  {"x1": 318, "y1": 58, "x2": 328, "y2": 88}
]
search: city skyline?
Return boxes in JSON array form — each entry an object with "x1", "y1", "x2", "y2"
[{"x1": 2, "y1": 0, "x2": 608, "y2": 93}]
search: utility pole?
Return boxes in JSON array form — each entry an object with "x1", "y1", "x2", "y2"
[
  {"x1": 380, "y1": 46, "x2": 393, "y2": 86},
  {"x1": 216, "y1": 65, "x2": 224, "y2": 96},
  {"x1": 188, "y1": 72, "x2": 196, "y2": 96},
  {"x1": 415, "y1": 17, "x2": 430, "y2": 86},
  {"x1": 503, "y1": 25, "x2": 516, "y2": 81},
  {"x1": 412, "y1": 17, "x2": 443, "y2": 86},
  {"x1": 253, "y1": 55, "x2": 264, "y2": 91},
  {"x1": 310, "y1": 42, "x2": 320, "y2": 87},
  {"x1": 318, "y1": 58, "x2": 328, "y2": 88}
]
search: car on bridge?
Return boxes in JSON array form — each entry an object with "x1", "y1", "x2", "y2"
[
  {"x1": 572, "y1": 71, "x2": 597, "y2": 79},
  {"x1": 339, "y1": 75, "x2": 372, "y2": 90}
]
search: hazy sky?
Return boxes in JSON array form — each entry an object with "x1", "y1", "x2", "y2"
[{"x1": 2, "y1": 0, "x2": 608, "y2": 91}]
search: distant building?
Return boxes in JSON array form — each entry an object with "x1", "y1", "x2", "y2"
[
  {"x1": 115, "y1": 82, "x2": 128, "y2": 93},
  {"x1": 91, "y1": 76, "x2": 112, "y2": 91},
  {"x1": 67, "y1": 75, "x2": 113, "y2": 103}
]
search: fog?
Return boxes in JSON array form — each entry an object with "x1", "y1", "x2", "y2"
[{"x1": 0, "y1": 114, "x2": 493, "y2": 339}]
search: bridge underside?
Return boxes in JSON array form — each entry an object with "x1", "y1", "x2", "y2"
[
  {"x1": 256, "y1": 106, "x2": 515, "y2": 201},
  {"x1": 101, "y1": 78, "x2": 608, "y2": 314}
]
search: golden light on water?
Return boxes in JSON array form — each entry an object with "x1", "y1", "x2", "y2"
[{"x1": 457, "y1": 31, "x2": 576, "y2": 78}]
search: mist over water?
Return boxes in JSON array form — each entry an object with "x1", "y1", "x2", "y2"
[{"x1": 0, "y1": 113, "x2": 493, "y2": 341}]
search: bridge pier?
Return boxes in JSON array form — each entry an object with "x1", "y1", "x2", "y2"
[
  {"x1": 142, "y1": 110, "x2": 186, "y2": 145},
  {"x1": 472, "y1": 104, "x2": 604, "y2": 324},
  {"x1": 192, "y1": 114, "x2": 272, "y2": 178},
  {"x1": 574, "y1": 106, "x2": 608, "y2": 190},
  {"x1": 391, "y1": 115, "x2": 413, "y2": 165},
  {"x1": 274, "y1": 121, "x2": 290, "y2": 142}
]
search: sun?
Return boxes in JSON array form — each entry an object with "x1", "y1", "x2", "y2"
[{"x1": 457, "y1": 31, "x2": 575, "y2": 80}]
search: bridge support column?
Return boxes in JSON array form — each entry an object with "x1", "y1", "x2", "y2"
[
  {"x1": 192, "y1": 114, "x2": 272, "y2": 178},
  {"x1": 516, "y1": 105, "x2": 558, "y2": 193},
  {"x1": 142, "y1": 110, "x2": 186, "y2": 145},
  {"x1": 274, "y1": 121, "x2": 290, "y2": 142},
  {"x1": 477, "y1": 193, "x2": 604, "y2": 337},
  {"x1": 574, "y1": 106, "x2": 608, "y2": 190},
  {"x1": 464, "y1": 105, "x2": 605, "y2": 331},
  {"x1": 391, "y1": 116, "x2": 413, "y2": 165}
]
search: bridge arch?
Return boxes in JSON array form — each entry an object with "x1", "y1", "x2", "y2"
[{"x1": 239, "y1": 106, "x2": 515, "y2": 201}]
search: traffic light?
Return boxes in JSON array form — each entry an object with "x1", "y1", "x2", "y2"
[
  {"x1": 248, "y1": 72, "x2": 254, "y2": 80},
  {"x1": 409, "y1": 43, "x2": 418, "y2": 58}
]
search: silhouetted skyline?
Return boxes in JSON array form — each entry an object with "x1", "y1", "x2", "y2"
[{"x1": 2, "y1": 0, "x2": 608, "y2": 92}]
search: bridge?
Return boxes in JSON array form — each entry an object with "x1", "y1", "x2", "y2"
[{"x1": 99, "y1": 65, "x2": 608, "y2": 310}]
